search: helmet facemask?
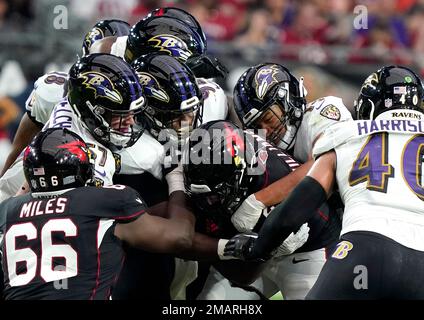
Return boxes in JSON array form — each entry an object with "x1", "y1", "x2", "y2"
[
  {"x1": 246, "y1": 81, "x2": 306, "y2": 151},
  {"x1": 186, "y1": 153, "x2": 248, "y2": 217},
  {"x1": 146, "y1": 96, "x2": 203, "y2": 146},
  {"x1": 82, "y1": 95, "x2": 147, "y2": 150}
]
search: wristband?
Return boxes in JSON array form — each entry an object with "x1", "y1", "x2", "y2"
[
  {"x1": 217, "y1": 239, "x2": 234, "y2": 260},
  {"x1": 165, "y1": 165, "x2": 185, "y2": 195}
]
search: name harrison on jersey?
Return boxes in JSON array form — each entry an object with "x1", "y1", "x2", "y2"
[
  {"x1": 19, "y1": 198, "x2": 68, "y2": 218},
  {"x1": 357, "y1": 119, "x2": 424, "y2": 136}
]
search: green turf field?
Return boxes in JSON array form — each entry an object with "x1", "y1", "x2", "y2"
[{"x1": 270, "y1": 292, "x2": 283, "y2": 300}]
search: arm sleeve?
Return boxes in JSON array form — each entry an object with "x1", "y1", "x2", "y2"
[{"x1": 249, "y1": 176, "x2": 327, "y2": 259}]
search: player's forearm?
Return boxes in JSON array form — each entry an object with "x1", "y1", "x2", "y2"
[
  {"x1": 1, "y1": 114, "x2": 41, "y2": 176},
  {"x1": 167, "y1": 191, "x2": 196, "y2": 241},
  {"x1": 177, "y1": 232, "x2": 221, "y2": 261},
  {"x1": 254, "y1": 159, "x2": 314, "y2": 207},
  {"x1": 250, "y1": 176, "x2": 327, "y2": 259}
]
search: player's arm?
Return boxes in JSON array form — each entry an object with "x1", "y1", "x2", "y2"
[
  {"x1": 231, "y1": 159, "x2": 314, "y2": 232},
  {"x1": 225, "y1": 151, "x2": 336, "y2": 261},
  {"x1": 254, "y1": 159, "x2": 314, "y2": 206},
  {"x1": 115, "y1": 190, "x2": 195, "y2": 254},
  {"x1": 177, "y1": 232, "x2": 266, "y2": 285},
  {"x1": 115, "y1": 211, "x2": 193, "y2": 254},
  {"x1": 1, "y1": 113, "x2": 41, "y2": 176}
]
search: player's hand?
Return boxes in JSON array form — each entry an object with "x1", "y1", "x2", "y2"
[
  {"x1": 223, "y1": 232, "x2": 267, "y2": 262},
  {"x1": 231, "y1": 194, "x2": 266, "y2": 232},
  {"x1": 273, "y1": 223, "x2": 310, "y2": 257},
  {"x1": 186, "y1": 54, "x2": 229, "y2": 79}
]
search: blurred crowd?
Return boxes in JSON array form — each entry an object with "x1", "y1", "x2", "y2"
[
  {"x1": 0, "y1": 0, "x2": 423, "y2": 165},
  {"x1": 3, "y1": 0, "x2": 424, "y2": 64}
]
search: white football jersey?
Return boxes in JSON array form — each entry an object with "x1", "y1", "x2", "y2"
[
  {"x1": 313, "y1": 110, "x2": 424, "y2": 251},
  {"x1": 44, "y1": 99, "x2": 117, "y2": 186},
  {"x1": 118, "y1": 131, "x2": 165, "y2": 179},
  {"x1": 0, "y1": 156, "x2": 25, "y2": 202},
  {"x1": 25, "y1": 72, "x2": 68, "y2": 126},
  {"x1": 294, "y1": 96, "x2": 353, "y2": 163}
]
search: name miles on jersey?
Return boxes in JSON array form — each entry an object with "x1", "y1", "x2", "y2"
[{"x1": 19, "y1": 198, "x2": 67, "y2": 218}]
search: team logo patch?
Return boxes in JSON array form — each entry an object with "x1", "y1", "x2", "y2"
[
  {"x1": 113, "y1": 153, "x2": 122, "y2": 174},
  {"x1": 148, "y1": 35, "x2": 192, "y2": 61},
  {"x1": 320, "y1": 104, "x2": 341, "y2": 121},
  {"x1": 80, "y1": 72, "x2": 123, "y2": 104},
  {"x1": 138, "y1": 72, "x2": 169, "y2": 102},
  {"x1": 331, "y1": 240, "x2": 353, "y2": 259},
  {"x1": 81, "y1": 71, "x2": 123, "y2": 103},
  {"x1": 254, "y1": 65, "x2": 280, "y2": 100}
]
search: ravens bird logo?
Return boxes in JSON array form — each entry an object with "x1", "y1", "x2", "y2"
[
  {"x1": 148, "y1": 34, "x2": 192, "y2": 62},
  {"x1": 80, "y1": 71, "x2": 123, "y2": 104}
]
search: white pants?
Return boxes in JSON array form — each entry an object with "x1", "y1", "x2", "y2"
[
  {"x1": 197, "y1": 248, "x2": 326, "y2": 300},
  {"x1": 170, "y1": 258, "x2": 198, "y2": 300},
  {"x1": 0, "y1": 156, "x2": 25, "y2": 203}
]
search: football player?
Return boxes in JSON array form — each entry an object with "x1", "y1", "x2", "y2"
[
  {"x1": 182, "y1": 120, "x2": 341, "y2": 300},
  {"x1": 0, "y1": 53, "x2": 147, "y2": 202},
  {"x1": 91, "y1": 8, "x2": 227, "y2": 80},
  {"x1": 90, "y1": 12, "x2": 230, "y2": 137},
  {"x1": 112, "y1": 52, "x2": 229, "y2": 300},
  {"x1": 230, "y1": 63, "x2": 352, "y2": 234},
  {"x1": 225, "y1": 65, "x2": 424, "y2": 299},
  {"x1": 0, "y1": 19, "x2": 131, "y2": 179},
  {"x1": 131, "y1": 53, "x2": 227, "y2": 160},
  {"x1": 0, "y1": 128, "x2": 194, "y2": 299}
]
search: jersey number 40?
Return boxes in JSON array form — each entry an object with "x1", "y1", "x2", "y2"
[
  {"x1": 349, "y1": 133, "x2": 424, "y2": 200},
  {"x1": 3, "y1": 218, "x2": 77, "y2": 287}
]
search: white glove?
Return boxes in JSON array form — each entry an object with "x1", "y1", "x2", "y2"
[
  {"x1": 231, "y1": 194, "x2": 266, "y2": 232},
  {"x1": 165, "y1": 163, "x2": 185, "y2": 195},
  {"x1": 273, "y1": 223, "x2": 310, "y2": 257}
]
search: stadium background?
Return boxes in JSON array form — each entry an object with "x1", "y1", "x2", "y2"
[
  {"x1": 0, "y1": 0, "x2": 422, "y2": 171},
  {"x1": 0, "y1": 0, "x2": 421, "y2": 301}
]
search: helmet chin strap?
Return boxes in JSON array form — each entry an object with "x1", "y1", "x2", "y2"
[{"x1": 368, "y1": 99, "x2": 376, "y2": 120}]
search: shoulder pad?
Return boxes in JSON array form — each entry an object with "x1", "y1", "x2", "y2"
[
  {"x1": 312, "y1": 121, "x2": 358, "y2": 159},
  {"x1": 307, "y1": 96, "x2": 353, "y2": 122}
]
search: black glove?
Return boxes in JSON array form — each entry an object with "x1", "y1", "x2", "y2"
[
  {"x1": 223, "y1": 232, "x2": 268, "y2": 262},
  {"x1": 186, "y1": 54, "x2": 229, "y2": 79}
]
